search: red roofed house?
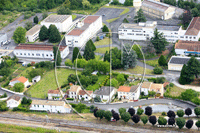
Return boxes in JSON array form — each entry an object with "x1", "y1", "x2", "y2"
[
  {"x1": 48, "y1": 90, "x2": 61, "y2": 100},
  {"x1": 78, "y1": 90, "x2": 93, "y2": 101},
  {"x1": 65, "y1": 15, "x2": 102, "y2": 47},
  {"x1": 9, "y1": 76, "x2": 29, "y2": 87},
  {"x1": 117, "y1": 86, "x2": 140, "y2": 100},
  {"x1": 13, "y1": 44, "x2": 69, "y2": 60}
]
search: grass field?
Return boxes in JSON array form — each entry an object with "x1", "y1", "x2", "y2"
[
  {"x1": 144, "y1": 59, "x2": 159, "y2": 67},
  {"x1": 72, "y1": 14, "x2": 77, "y2": 20},
  {"x1": 0, "y1": 123, "x2": 68, "y2": 133},
  {"x1": 27, "y1": 69, "x2": 79, "y2": 99},
  {"x1": 168, "y1": 85, "x2": 185, "y2": 97},
  {"x1": 95, "y1": 47, "x2": 114, "y2": 54},
  {"x1": 106, "y1": 17, "x2": 120, "y2": 23},
  {"x1": 87, "y1": 75, "x2": 107, "y2": 91},
  {"x1": 94, "y1": 38, "x2": 111, "y2": 46},
  {"x1": 116, "y1": 66, "x2": 154, "y2": 75},
  {"x1": 95, "y1": 55, "x2": 104, "y2": 60}
]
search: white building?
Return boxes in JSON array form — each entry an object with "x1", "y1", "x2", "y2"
[
  {"x1": 13, "y1": 44, "x2": 69, "y2": 59},
  {"x1": 48, "y1": 90, "x2": 61, "y2": 100},
  {"x1": 133, "y1": 0, "x2": 142, "y2": 7},
  {"x1": 78, "y1": 90, "x2": 93, "y2": 101},
  {"x1": 26, "y1": 25, "x2": 42, "y2": 42},
  {"x1": 118, "y1": 21, "x2": 183, "y2": 42},
  {"x1": 117, "y1": 86, "x2": 140, "y2": 100},
  {"x1": 168, "y1": 56, "x2": 200, "y2": 71},
  {"x1": 41, "y1": 15, "x2": 73, "y2": 32},
  {"x1": 9, "y1": 76, "x2": 29, "y2": 87},
  {"x1": 32, "y1": 75, "x2": 41, "y2": 83},
  {"x1": 68, "y1": 85, "x2": 82, "y2": 99},
  {"x1": 93, "y1": 86, "x2": 115, "y2": 101},
  {"x1": 65, "y1": 15, "x2": 102, "y2": 47},
  {"x1": 30, "y1": 100, "x2": 71, "y2": 113},
  {"x1": 140, "y1": 82, "x2": 152, "y2": 96},
  {"x1": 0, "y1": 33, "x2": 7, "y2": 46},
  {"x1": 140, "y1": 82, "x2": 164, "y2": 96},
  {"x1": 6, "y1": 95, "x2": 21, "y2": 108}
]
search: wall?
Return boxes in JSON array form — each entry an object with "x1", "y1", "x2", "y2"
[
  {"x1": 26, "y1": 30, "x2": 40, "y2": 42},
  {"x1": 168, "y1": 63, "x2": 183, "y2": 71}
]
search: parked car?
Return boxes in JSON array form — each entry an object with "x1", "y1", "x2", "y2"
[{"x1": 27, "y1": 85, "x2": 31, "y2": 88}]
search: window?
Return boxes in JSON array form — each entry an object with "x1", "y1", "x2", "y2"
[
  {"x1": 118, "y1": 30, "x2": 122, "y2": 31},
  {"x1": 143, "y1": 31, "x2": 145, "y2": 33},
  {"x1": 124, "y1": 30, "x2": 127, "y2": 32},
  {"x1": 24, "y1": 53, "x2": 26, "y2": 55},
  {"x1": 43, "y1": 105, "x2": 44, "y2": 108},
  {"x1": 16, "y1": 53, "x2": 18, "y2": 55},
  {"x1": 186, "y1": 36, "x2": 188, "y2": 38},
  {"x1": 190, "y1": 37, "x2": 192, "y2": 39},
  {"x1": 37, "y1": 105, "x2": 39, "y2": 107},
  {"x1": 46, "y1": 54, "x2": 48, "y2": 57},
  {"x1": 34, "y1": 105, "x2": 36, "y2": 107},
  {"x1": 36, "y1": 54, "x2": 40, "y2": 56},
  {"x1": 50, "y1": 54, "x2": 53, "y2": 57},
  {"x1": 32, "y1": 53, "x2": 34, "y2": 56},
  {"x1": 75, "y1": 41, "x2": 78, "y2": 43},
  {"x1": 20, "y1": 53, "x2": 22, "y2": 55},
  {"x1": 68, "y1": 40, "x2": 71, "y2": 42},
  {"x1": 28, "y1": 53, "x2": 30, "y2": 56},
  {"x1": 194, "y1": 37, "x2": 196, "y2": 39},
  {"x1": 86, "y1": 97, "x2": 88, "y2": 99}
]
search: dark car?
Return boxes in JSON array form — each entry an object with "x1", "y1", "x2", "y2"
[{"x1": 27, "y1": 85, "x2": 31, "y2": 88}]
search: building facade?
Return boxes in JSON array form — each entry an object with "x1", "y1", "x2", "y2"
[
  {"x1": 48, "y1": 90, "x2": 61, "y2": 100},
  {"x1": 41, "y1": 15, "x2": 73, "y2": 32},
  {"x1": 117, "y1": 86, "x2": 140, "y2": 100},
  {"x1": 65, "y1": 15, "x2": 102, "y2": 47},
  {"x1": 30, "y1": 100, "x2": 71, "y2": 113},
  {"x1": 26, "y1": 25, "x2": 42, "y2": 42},
  {"x1": 9, "y1": 76, "x2": 29, "y2": 87},
  {"x1": 13, "y1": 44, "x2": 69, "y2": 59},
  {"x1": 93, "y1": 86, "x2": 115, "y2": 101},
  {"x1": 68, "y1": 85, "x2": 82, "y2": 99},
  {"x1": 78, "y1": 90, "x2": 93, "y2": 101},
  {"x1": 6, "y1": 95, "x2": 21, "y2": 108},
  {"x1": 32, "y1": 76, "x2": 41, "y2": 83}
]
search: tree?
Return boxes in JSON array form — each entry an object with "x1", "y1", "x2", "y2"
[
  {"x1": 148, "y1": 91, "x2": 156, "y2": 97},
  {"x1": 75, "y1": 102, "x2": 87, "y2": 113},
  {"x1": 119, "y1": 108, "x2": 126, "y2": 116},
  {"x1": 187, "y1": 56, "x2": 200, "y2": 79},
  {"x1": 53, "y1": 46, "x2": 62, "y2": 66},
  {"x1": 186, "y1": 119, "x2": 193, "y2": 129},
  {"x1": 150, "y1": 28, "x2": 168, "y2": 54},
  {"x1": 13, "y1": 82, "x2": 24, "y2": 92},
  {"x1": 128, "y1": 108, "x2": 135, "y2": 116},
  {"x1": 177, "y1": 110, "x2": 184, "y2": 117},
  {"x1": 158, "y1": 55, "x2": 167, "y2": 66},
  {"x1": 96, "y1": 110, "x2": 105, "y2": 120},
  {"x1": 167, "y1": 110, "x2": 176, "y2": 118},
  {"x1": 21, "y1": 97, "x2": 27, "y2": 104},
  {"x1": 104, "y1": 110, "x2": 112, "y2": 121},
  {"x1": 113, "y1": 112, "x2": 120, "y2": 121},
  {"x1": 185, "y1": 108, "x2": 192, "y2": 117},
  {"x1": 13, "y1": 27, "x2": 26, "y2": 44},
  {"x1": 196, "y1": 120, "x2": 200, "y2": 130},
  {"x1": 83, "y1": 40, "x2": 95, "y2": 61},
  {"x1": 194, "y1": 107, "x2": 200, "y2": 117},
  {"x1": 168, "y1": 117, "x2": 175, "y2": 126},
  {"x1": 65, "y1": 59, "x2": 73, "y2": 67},
  {"x1": 179, "y1": 64, "x2": 194, "y2": 85},
  {"x1": 141, "y1": 115, "x2": 148, "y2": 125},
  {"x1": 67, "y1": 74, "x2": 77, "y2": 84},
  {"x1": 94, "y1": 96, "x2": 101, "y2": 102},
  {"x1": 149, "y1": 116, "x2": 157, "y2": 126},
  {"x1": 123, "y1": 18, "x2": 129, "y2": 23},
  {"x1": 158, "y1": 116, "x2": 167, "y2": 125},
  {"x1": 132, "y1": 115, "x2": 140, "y2": 124},
  {"x1": 82, "y1": 0, "x2": 91, "y2": 9},
  {"x1": 49, "y1": 25, "x2": 61, "y2": 43},
  {"x1": 57, "y1": 6, "x2": 72, "y2": 15},
  {"x1": 39, "y1": 25, "x2": 49, "y2": 41},
  {"x1": 182, "y1": 10, "x2": 192, "y2": 29},
  {"x1": 124, "y1": 0, "x2": 132, "y2": 6},
  {"x1": 25, "y1": 21, "x2": 33, "y2": 31},
  {"x1": 191, "y1": 8, "x2": 199, "y2": 17},
  {"x1": 153, "y1": 66, "x2": 163, "y2": 74},
  {"x1": 123, "y1": 44, "x2": 137, "y2": 70},
  {"x1": 0, "y1": 101, "x2": 8, "y2": 111},
  {"x1": 121, "y1": 112, "x2": 131, "y2": 123},
  {"x1": 176, "y1": 117, "x2": 185, "y2": 129},
  {"x1": 145, "y1": 106, "x2": 152, "y2": 116},
  {"x1": 106, "y1": 78, "x2": 118, "y2": 88},
  {"x1": 27, "y1": 99, "x2": 32, "y2": 105},
  {"x1": 33, "y1": 16, "x2": 38, "y2": 24},
  {"x1": 42, "y1": 12, "x2": 48, "y2": 19},
  {"x1": 137, "y1": 107, "x2": 144, "y2": 115},
  {"x1": 102, "y1": 25, "x2": 109, "y2": 33},
  {"x1": 134, "y1": 9, "x2": 146, "y2": 23},
  {"x1": 117, "y1": 74, "x2": 126, "y2": 85},
  {"x1": 72, "y1": 47, "x2": 82, "y2": 62},
  {"x1": 181, "y1": 89, "x2": 198, "y2": 101},
  {"x1": 94, "y1": 108, "x2": 98, "y2": 118}
]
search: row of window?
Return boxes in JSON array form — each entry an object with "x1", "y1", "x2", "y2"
[
  {"x1": 68, "y1": 40, "x2": 78, "y2": 43},
  {"x1": 33, "y1": 105, "x2": 57, "y2": 108},
  {"x1": 16, "y1": 53, "x2": 53, "y2": 57}
]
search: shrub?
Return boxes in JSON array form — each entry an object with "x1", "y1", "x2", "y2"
[
  {"x1": 121, "y1": 112, "x2": 131, "y2": 123},
  {"x1": 149, "y1": 116, "x2": 157, "y2": 126},
  {"x1": 176, "y1": 117, "x2": 185, "y2": 129},
  {"x1": 145, "y1": 106, "x2": 152, "y2": 116},
  {"x1": 128, "y1": 108, "x2": 135, "y2": 116},
  {"x1": 158, "y1": 116, "x2": 167, "y2": 125},
  {"x1": 168, "y1": 117, "x2": 175, "y2": 126},
  {"x1": 186, "y1": 119, "x2": 193, "y2": 129},
  {"x1": 167, "y1": 110, "x2": 176, "y2": 118},
  {"x1": 132, "y1": 115, "x2": 140, "y2": 124},
  {"x1": 185, "y1": 108, "x2": 192, "y2": 117},
  {"x1": 119, "y1": 108, "x2": 126, "y2": 116},
  {"x1": 141, "y1": 115, "x2": 148, "y2": 125},
  {"x1": 194, "y1": 107, "x2": 200, "y2": 117},
  {"x1": 137, "y1": 107, "x2": 144, "y2": 115},
  {"x1": 153, "y1": 66, "x2": 163, "y2": 74},
  {"x1": 113, "y1": 112, "x2": 120, "y2": 121},
  {"x1": 177, "y1": 110, "x2": 184, "y2": 117},
  {"x1": 196, "y1": 120, "x2": 200, "y2": 130},
  {"x1": 161, "y1": 112, "x2": 166, "y2": 116},
  {"x1": 104, "y1": 110, "x2": 112, "y2": 121},
  {"x1": 96, "y1": 110, "x2": 105, "y2": 120},
  {"x1": 66, "y1": 98, "x2": 74, "y2": 100}
]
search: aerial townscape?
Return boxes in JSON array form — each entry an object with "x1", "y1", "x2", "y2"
[{"x1": 1, "y1": 0, "x2": 200, "y2": 132}]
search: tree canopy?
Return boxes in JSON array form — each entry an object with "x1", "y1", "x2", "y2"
[
  {"x1": 39, "y1": 25, "x2": 49, "y2": 41},
  {"x1": 48, "y1": 24, "x2": 61, "y2": 43},
  {"x1": 13, "y1": 27, "x2": 26, "y2": 44},
  {"x1": 134, "y1": 9, "x2": 146, "y2": 23}
]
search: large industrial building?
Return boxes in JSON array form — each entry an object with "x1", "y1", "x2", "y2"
[{"x1": 65, "y1": 15, "x2": 102, "y2": 47}]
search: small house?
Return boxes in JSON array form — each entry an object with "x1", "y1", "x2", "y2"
[
  {"x1": 9, "y1": 76, "x2": 29, "y2": 87},
  {"x1": 93, "y1": 86, "x2": 115, "y2": 101},
  {"x1": 117, "y1": 86, "x2": 140, "y2": 100},
  {"x1": 32, "y1": 76, "x2": 41, "y2": 83},
  {"x1": 6, "y1": 95, "x2": 21, "y2": 108},
  {"x1": 68, "y1": 85, "x2": 82, "y2": 99},
  {"x1": 48, "y1": 90, "x2": 61, "y2": 100},
  {"x1": 78, "y1": 90, "x2": 93, "y2": 101}
]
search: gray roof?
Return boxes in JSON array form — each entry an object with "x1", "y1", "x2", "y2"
[
  {"x1": 42, "y1": 15, "x2": 70, "y2": 23},
  {"x1": 32, "y1": 75, "x2": 41, "y2": 80},
  {"x1": 156, "y1": 25, "x2": 181, "y2": 31},
  {"x1": 26, "y1": 25, "x2": 42, "y2": 35},
  {"x1": 94, "y1": 86, "x2": 115, "y2": 96},
  {"x1": 169, "y1": 56, "x2": 200, "y2": 64},
  {"x1": 130, "y1": 86, "x2": 139, "y2": 92},
  {"x1": 142, "y1": 0, "x2": 171, "y2": 12}
]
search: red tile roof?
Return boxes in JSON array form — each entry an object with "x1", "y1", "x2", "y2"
[
  {"x1": 48, "y1": 90, "x2": 60, "y2": 94},
  {"x1": 7, "y1": 95, "x2": 21, "y2": 101},
  {"x1": 175, "y1": 40, "x2": 200, "y2": 52},
  {"x1": 78, "y1": 90, "x2": 93, "y2": 95},
  {"x1": 117, "y1": 86, "x2": 131, "y2": 92},
  {"x1": 185, "y1": 17, "x2": 200, "y2": 36},
  {"x1": 15, "y1": 44, "x2": 67, "y2": 51},
  {"x1": 84, "y1": 16, "x2": 100, "y2": 24},
  {"x1": 10, "y1": 76, "x2": 28, "y2": 83},
  {"x1": 67, "y1": 29, "x2": 85, "y2": 36}
]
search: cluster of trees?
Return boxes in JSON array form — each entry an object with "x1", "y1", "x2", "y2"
[
  {"x1": 13, "y1": 82, "x2": 24, "y2": 92},
  {"x1": 83, "y1": 40, "x2": 96, "y2": 61},
  {"x1": 0, "y1": 101, "x2": 8, "y2": 111},
  {"x1": 179, "y1": 56, "x2": 200, "y2": 85},
  {"x1": 111, "y1": 0, "x2": 132, "y2": 6},
  {"x1": 39, "y1": 25, "x2": 61, "y2": 43},
  {"x1": 134, "y1": 9, "x2": 146, "y2": 23},
  {"x1": 34, "y1": 61, "x2": 54, "y2": 69},
  {"x1": 13, "y1": 27, "x2": 27, "y2": 44}
]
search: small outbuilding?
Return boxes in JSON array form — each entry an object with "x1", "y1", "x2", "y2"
[{"x1": 32, "y1": 75, "x2": 41, "y2": 83}]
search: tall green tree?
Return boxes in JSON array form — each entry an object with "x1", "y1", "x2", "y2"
[
  {"x1": 33, "y1": 16, "x2": 38, "y2": 24},
  {"x1": 72, "y1": 47, "x2": 82, "y2": 62},
  {"x1": 13, "y1": 27, "x2": 26, "y2": 44},
  {"x1": 176, "y1": 117, "x2": 185, "y2": 129},
  {"x1": 134, "y1": 9, "x2": 146, "y2": 23},
  {"x1": 83, "y1": 40, "x2": 95, "y2": 60},
  {"x1": 179, "y1": 64, "x2": 193, "y2": 84},
  {"x1": 13, "y1": 82, "x2": 24, "y2": 92},
  {"x1": 39, "y1": 25, "x2": 49, "y2": 41},
  {"x1": 187, "y1": 56, "x2": 200, "y2": 78},
  {"x1": 53, "y1": 46, "x2": 62, "y2": 66},
  {"x1": 150, "y1": 28, "x2": 168, "y2": 54},
  {"x1": 124, "y1": 0, "x2": 132, "y2": 6},
  {"x1": 158, "y1": 55, "x2": 167, "y2": 66},
  {"x1": 102, "y1": 25, "x2": 109, "y2": 32},
  {"x1": 123, "y1": 44, "x2": 137, "y2": 70},
  {"x1": 48, "y1": 25, "x2": 61, "y2": 43}
]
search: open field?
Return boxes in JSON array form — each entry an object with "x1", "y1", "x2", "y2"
[
  {"x1": 95, "y1": 47, "x2": 114, "y2": 54},
  {"x1": 27, "y1": 69, "x2": 79, "y2": 99},
  {"x1": 94, "y1": 38, "x2": 111, "y2": 46},
  {"x1": 144, "y1": 59, "x2": 159, "y2": 67},
  {"x1": 168, "y1": 85, "x2": 186, "y2": 97}
]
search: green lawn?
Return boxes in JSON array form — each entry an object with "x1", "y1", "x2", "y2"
[
  {"x1": 26, "y1": 68, "x2": 79, "y2": 99},
  {"x1": 94, "y1": 38, "x2": 111, "y2": 46},
  {"x1": 0, "y1": 123, "x2": 68, "y2": 133},
  {"x1": 116, "y1": 66, "x2": 154, "y2": 75},
  {"x1": 168, "y1": 85, "x2": 185, "y2": 97},
  {"x1": 120, "y1": 8, "x2": 130, "y2": 15},
  {"x1": 95, "y1": 47, "x2": 114, "y2": 54},
  {"x1": 87, "y1": 75, "x2": 107, "y2": 91},
  {"x1": 144, "y1": 59, "x2": 159, "y2": 67},
  {"x1": 106, "y1": 17, "x2": 119, "y2": 23},
  {"x1": 95, "y1": 55, "x2": 104, "y2": 61},
  {"x1": 72, "y1": 14, "x2": 77, "y2": 20}
]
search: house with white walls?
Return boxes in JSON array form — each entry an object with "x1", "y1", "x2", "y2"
[
  {"x1": 9, "y1": 76, "x2": 29, "y2": 87},
  {"x1": 48, "y1": 90, "x2": 61, "y2": 100},
  {"x1": 26, "y1": 25, "x2": 42, "y2": 42},
  {"x1": 117, "y1": 86, "x2": 140, "y2": 100},
  {"x1": 6, "y1": 95, "x2": 21, "y2": 108},
  {"x1": 65, "y1": 15, "x2": 102, "y2": 47},
  {"x1": 93, "y1": 86, "x2": 115, "y2": 101},
  {"x1": 68, "y1": 85, "x2": 82, "y2": 99},
  {"x1": 41, "y1": 15, "x2": 73, "y2": 32},
  {"x1": 78, "y1": 90, "x2": 93, "y2": 101},
  {"x1": 140, "y1": 82, "x2": 152, "y2": 96},
  {"x1": 30, "y1": 100, "x2": 71, "y2": 113},
  {"x1": 13, "y1": 44, "x2": 69, "y2": 59}
]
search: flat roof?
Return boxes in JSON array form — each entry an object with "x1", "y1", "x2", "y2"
[
  {"x1": 175, "y1": 40, "x2": 200, "y2": 52},
  {"x1": 142, "y1": 0, "x2": 170, "y2": 12},
  {"x1": 26, "y1": 25, "x2": 42, "y2": 36},
  {"x1": 169, "y1": 56, "x2": 200, "y2": 64},
  {"x1": 15, "y1": 44, "x2": 67, "y2": 51},
  {"x1": 42, "y1": 15, "x2": 71, "y2": 23},
  {"x1": 156, "y1": 25, "x2": 181, "y2": 31},
  {"x1": 185, "y1": 17, "x2": 200, "y2": 36},
  {"x1": 119, "y1": 23, "x2": 156, "y2": 29}
]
